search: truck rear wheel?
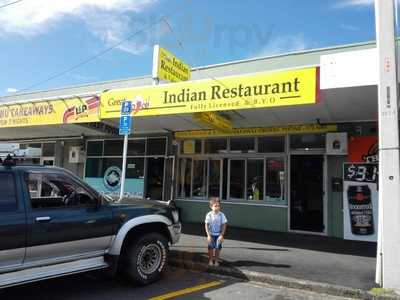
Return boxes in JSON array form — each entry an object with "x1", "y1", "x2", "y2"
[{"x1": 123, "y1": 233, "x2": 169, "y2": 285}]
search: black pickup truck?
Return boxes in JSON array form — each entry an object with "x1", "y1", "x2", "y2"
[{"x1": 0, "y1": 161, "x2": 181, "y2": 288}]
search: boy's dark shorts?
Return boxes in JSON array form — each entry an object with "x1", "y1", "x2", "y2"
[{"x1": 208, "y1": 235, "x2": 222, "y2": 250}]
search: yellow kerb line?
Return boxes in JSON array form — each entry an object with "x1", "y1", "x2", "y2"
[{"x1": 149, "y1": 280, "x2": 223, "y2": 300}]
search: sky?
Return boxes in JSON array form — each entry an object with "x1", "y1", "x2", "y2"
[{"x1": 0, "y1": 0, "x2": 387, "y2": 96}]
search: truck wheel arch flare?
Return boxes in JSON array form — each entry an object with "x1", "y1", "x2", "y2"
[{"x1": 108, "y1": 215, "x2": 173, "y2": 256}]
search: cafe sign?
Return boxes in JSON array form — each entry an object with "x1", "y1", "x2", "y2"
[{"x1": 101, "y1": 67, "x2": 319, "y2": 119}]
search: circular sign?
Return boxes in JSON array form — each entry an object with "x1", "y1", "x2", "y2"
[{"x1": 103, "y1": 166, "x2": 122, "y2": 191}]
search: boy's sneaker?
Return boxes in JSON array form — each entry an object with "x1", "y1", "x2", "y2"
[
  {"x1": 214, "y1": 261, "x2": 220, "y2": 267},
  {"x1": 208, "y1": 261, "x2": 213, "y2": 266}
]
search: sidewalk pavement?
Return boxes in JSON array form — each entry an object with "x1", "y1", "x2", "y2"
[{"x1": 169, "y1": 223, "x2": 398, "y2": 299}]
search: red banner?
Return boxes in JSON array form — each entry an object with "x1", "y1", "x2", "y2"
[{"x1": 347, "y1": 136, "x2": 378, "y2": 162}]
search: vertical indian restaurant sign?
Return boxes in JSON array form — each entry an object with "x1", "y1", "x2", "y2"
[
  {"x1": 0, "y1": 96, "x2": 100, "y2": 128},
  {"x1": 152, "y1": 45, "x2": 191, "y2": 82},
  {"x1": 101, "y1": 67, "x2": 319, "y2": 119}
]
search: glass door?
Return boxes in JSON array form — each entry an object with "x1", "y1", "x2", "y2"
[
  {"x1": 290, "y1": 155, "x2": 324, "y2": 233},
  {"x1": 228, "y1": 159, "x2": 246, "y2": 200}
]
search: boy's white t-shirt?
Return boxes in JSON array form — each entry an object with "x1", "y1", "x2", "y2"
[{"x1": 205, "y1": 211, "x2": 228, "y2": 236}]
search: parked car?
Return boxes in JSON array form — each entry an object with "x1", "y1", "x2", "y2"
[{"x1": 0, "y1": 159, "x2": 181, "y2": 288}]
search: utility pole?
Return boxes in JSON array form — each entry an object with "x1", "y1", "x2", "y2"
[{"x1": 374, "y1": 0, "x2": 400, "y2": 291}]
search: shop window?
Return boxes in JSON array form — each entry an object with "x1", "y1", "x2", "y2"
[
  {"x1": 84, "y1": 157, "x2": 144, "y2": 198},
  {"x1": 230, "y1": 137, "x2": 255, "y2": 153},
  {"x1": 192, "y1": 160, "x2": 207, "y2": 198},
  {"x1": 208, "y1": 160, "x2": 221, "y2": 198},
  {"x1": 181, "y1": 140, "x2": 201, "y2": 154},
  {"x1": 258, "y1": 136, "x2": 285, "y2": 153},
  {"x1": 177, "y1": 158, "x2": 192, "y2": 198},
  {"x1": 128, "y1": 139, "x2": 145, "y2": 156},
  {"x1": 17, "y1": 158, "x2": 40, "y2": 165},
  {"x1": 146, "y1": 157, "x2": 164, "y2": 200},
  {"x1": 42, "y1": 143, "x2": 55, "y2": 157},
  {"x1": 27, "y1": 143, "x2": 42, "y2": 157},
  {"x1": 229, "y1": 160, "x2": 245, "y2": 200},
  {"x1": 265, "y1": 158, "x2": 286, "y2": 205},
  {"x1": 163, "y1": 158, "x2": 174, "y2": 202},
  {"x1": 247, "y1": 159, "x2": 264, "y2": 201},
  {"x1": 204, "y1": 138, "x2": 227, "y2": 154},
  {"x1": 290, "y1": 134, "x2": 325, "y2": 150},
  {"x1": 87, "y1": 141, "x2": 103, "y2": 156},
  {"x1": 222, "y1": 158, "x2": 228, "y2": 200},
  {"x1": 0, "y1": 173, "x2": 17, "y2": 212},
  {"x1": 85, "y1": 158, "x2": 103, "y2": 177},
  {"x1": 147, "y1": 137, "x2": 166, "y2": 156},
  {"x1": 126, "y1": 158, "x2": 145, "y2": 179},
  {"x1": 104, "y1": 140, "x2": 123, "y2": 156}
]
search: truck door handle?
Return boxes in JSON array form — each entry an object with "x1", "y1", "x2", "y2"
[{"x1": 36, "y1": 216, "x2": 52, "y2": 223}]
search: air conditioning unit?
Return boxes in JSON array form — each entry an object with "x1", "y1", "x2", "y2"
[
  {"x1": 326, "y1": 132, "x2": 348, "y2": 155},
  {"x1": 69, "y1": 146, "x2": 85, "y2": 163}
]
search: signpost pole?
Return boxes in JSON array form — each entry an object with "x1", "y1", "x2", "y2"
[
  {"x1": 119, "y1": 134, "x2": 128, "y2": 200},
  {"x1": 119, "y1": 101, "x2": 132, "y2": 201},
  {"x1": 374, "y1": 0, "x2": 400, "y2": 290}
]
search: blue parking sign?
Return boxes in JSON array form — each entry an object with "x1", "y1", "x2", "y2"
[
  {"x1": 121, "y1": 100, "x2": 132, "y2": 115},
  {"x1": 119, "y1": 115, "x2": 132, "y2": 135}
]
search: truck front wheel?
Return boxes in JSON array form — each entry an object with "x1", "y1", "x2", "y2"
[{"x1": 123, "y1": 233, "x2": 169, "y2": 285}]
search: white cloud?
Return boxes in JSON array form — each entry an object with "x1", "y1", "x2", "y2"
[
  {"x1": 6, "y1": 88, "x2": 18, "y2": 93},
  {"x1": 0, "y1": 0, "x2": 157, "y2": 54},
  {"x1": 251, "y1": 33, "x2": 308, "y2": 58}
]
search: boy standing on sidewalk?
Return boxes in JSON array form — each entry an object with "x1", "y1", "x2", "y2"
[{"x1": 205, "y1": 197, "x2": 228, "y2": 266}]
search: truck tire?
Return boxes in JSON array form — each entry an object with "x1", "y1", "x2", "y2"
[{"x1": 123, "y1": 233, "x2": 169, "y2": 285}]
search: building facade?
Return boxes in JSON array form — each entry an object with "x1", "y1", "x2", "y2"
[{"x1": 0, "y1": 41, "x2": 383, "y2": 239}]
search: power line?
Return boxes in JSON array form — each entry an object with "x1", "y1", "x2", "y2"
[
  {"x1": 0, "y1": 0, "x2": 23, "y2": 9},
  {"x1": 20, "y1": 11, "x2": 178, "y2": 92}
]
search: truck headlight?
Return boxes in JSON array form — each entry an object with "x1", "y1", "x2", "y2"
[{"x1": 171, "y1": 209, "x2": 179, "y2": 223}]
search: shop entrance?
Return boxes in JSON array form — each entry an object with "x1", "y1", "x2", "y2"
[{"x1": 290, "y1": 155, "x2": 325, "y2": 233}]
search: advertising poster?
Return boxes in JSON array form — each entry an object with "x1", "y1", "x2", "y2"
[
  {"x1": 343, "y1": 163, "x2": 378, "y2": 241},
  {"x1": 347, "y1": 136, "x2": 378, "y2": 163},
  {"x1": 85, "y1": 165, "x2": 144, "y2": 199}
]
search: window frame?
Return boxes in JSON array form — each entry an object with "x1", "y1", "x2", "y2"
[
  {"x1": 0, "y1": 172, "x2": 18, "y2": 213},
  {"x1": 25, "y1": 170, "x2": 98, "y2": 210}
]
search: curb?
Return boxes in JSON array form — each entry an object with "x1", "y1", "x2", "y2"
[{"x1": 169, "y1": 251, "x2": 400, "y2": 300}]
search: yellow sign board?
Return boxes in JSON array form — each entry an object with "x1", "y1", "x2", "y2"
[
  {"x1": 0, "y1": 96, "x2": 100, "y2": 128},
  {"x1": 153, "y1": 45, "x2": 191, "y2": 82},
  {"x1": 101, "y1": 67, "x2": 319, "y2": 119},
  {"x1": 174, "y1": 124, "x2": 337, "y2": 139},
  {"x1": 183, "y1": 140, "x2": 195, "y2": 154},
  {"x1": 193, "y1": 112, "x2": 233, "y2": 131}
]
